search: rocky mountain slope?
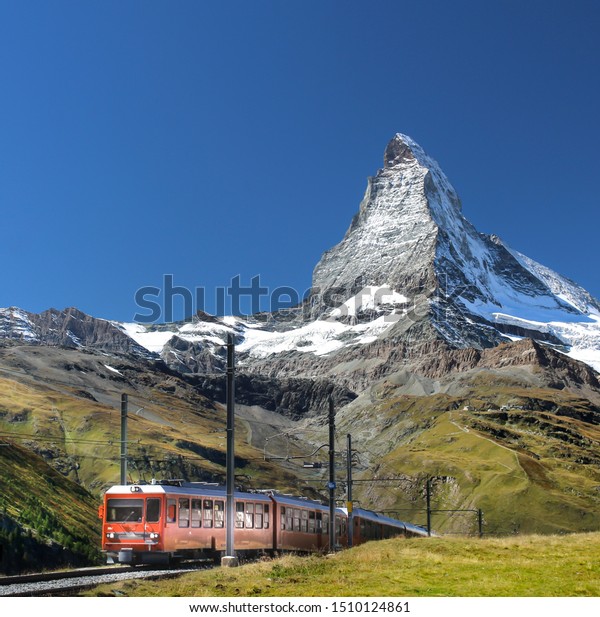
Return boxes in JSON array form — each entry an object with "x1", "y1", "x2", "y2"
[
  {"x1": 100, "y1": 134, "x2": 600, "y2": 383},
  {"x1": 2, "y1": 135, "x2": 599, "y2": 387},
  {"x1": 0, "y1": 306, "x2": 152, "y2": 358}
]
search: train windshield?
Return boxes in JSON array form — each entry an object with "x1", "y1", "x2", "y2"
[{"x1": 107, "y1": 498, "x2": 143, "y2": 522}]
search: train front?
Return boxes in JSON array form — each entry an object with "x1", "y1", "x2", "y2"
[{"x1": 99, "y1": 484, "x2": 166, "y2": 565}]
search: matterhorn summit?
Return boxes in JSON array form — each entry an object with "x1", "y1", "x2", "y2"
[
  {"x1": 310, "y1": 133, "x2": 445, "y2": 312},
  {"x1": 306, "y1": 133, "x2": 600, "y2": 369}
]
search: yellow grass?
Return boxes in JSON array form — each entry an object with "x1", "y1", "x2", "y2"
[{"x1": 83, "y1": 532, "x2": 600, "y2": 597}]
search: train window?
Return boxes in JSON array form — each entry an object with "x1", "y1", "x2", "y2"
[
  {"x1": 308, "y1": 511, "x2": 316, "y2": 533},
  {"x1": 235, "y1": 502, "x2": 245, "y2": 528},
  {"x1": 255, "y1": 503, "x2": 263, "y2": 529},
  {"x1": 179, "y1": 498, "x2": 190, "y2": 528},
  {"x1": 323, "y1": 513, "x2": 329, "y2": 534},
  {"x1": 280, "y1": 506, "x2": 286, "y2": 530},
  {"x1": 203, "y1": 500, "x2": 214, "y2": 528},
  {"x1": 167, "y1": 499, "x2": 177, "y2": 523},
  {"x1": 367, "y1": 520, "x2": 375, "y2": 540},
  {"x1": 300, "y1": 509, "x2": 308, "y2": 533},
  {"x1": 316, "y1": 511, "x2": 322, "y2": 533},
  {"x1": 245, "y1": 503, "x2": 254, "y2": 528},
  {"x1": 293, "y1": 508, "x2": 301, "y2": 532},
  {"x1": 191, "y1": 499, "x2": 202, "y2": 528},
  {"x1": 106, "y1": 499, "x2": 143, "y2": 522},
  {"x1": 214, "y1": 501, "x2": 224, "y2": 528},
  {"x1": 146, "y1": 498, "x2": 161, "y2": 523},
  {"x1": 264, "y1": 504, "x2": 269, "y2": 529}
]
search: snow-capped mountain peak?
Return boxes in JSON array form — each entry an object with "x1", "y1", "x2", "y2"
[
  {"x1": 116, "y1": 134, "x2": 600, "y2": 373},
  {"x1": 2, "y1": 134, "x2": 599, "y2": 377}
]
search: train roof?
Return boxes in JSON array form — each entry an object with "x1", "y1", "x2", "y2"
[
  {"x1": 104, "y1": 484, "x2": 342, "y2": 513},
  {"x1": 104, "y1": 483, "x2": 272, "y2": 502},
  {"x1": 269, "y1": 492, "x2": 344, "y2": 514},
  {"x1": 347, "y1": 507, "x2": 429, "y2": 536}
]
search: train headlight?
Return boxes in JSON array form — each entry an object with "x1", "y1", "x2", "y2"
[
  {"x1": 106, "y1": 532, "x2": 116, "y2": 539},
  {"x1": 149, "y1": 532, "x2": 160, "y2": 540}
]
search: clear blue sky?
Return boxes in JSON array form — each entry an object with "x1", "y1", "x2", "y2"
[{"x1": 1, "y1": 0, "x2": 599, "y2": 322}]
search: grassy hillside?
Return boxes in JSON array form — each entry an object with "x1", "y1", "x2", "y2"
[
  {"x1": 0, "y1": 356, "x2": 303, "y2": 497},
  {"x1": 83, "y1": 532, "x2": 600, "y2": 597},
  {"x1": 334, "y1": 379, "x2": 600, "y2": 535},
  {"x1": 0, "y1": 438, "x2": 101, "y2": 574},
  {"x1": 3, "y1": 355, "x2": 600, "y2": 540}
]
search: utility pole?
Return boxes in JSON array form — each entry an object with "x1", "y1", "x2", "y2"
[
  {"x1": 222, "y1": 333, "x2": 239, "y2": 567},
  {"x1": 346, "y1": 433, "x2": 353, "y2": 548},
  {"x1": 328, "y1": 397, "x2": 336, "y2": 552},
  {"x1": 426, "y1": 477, "x2": 432, "y2": 537},
  {"x1": 120, "y1": 393, "x2": 128, "y2": 485}
]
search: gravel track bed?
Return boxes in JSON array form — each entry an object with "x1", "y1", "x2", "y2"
[{"x1": 0, "y1": 567, "x2": 197, "y2": 596}]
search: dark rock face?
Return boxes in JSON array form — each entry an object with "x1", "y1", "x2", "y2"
[
  {"x1": 33, "y1": 308, "x2": 152, "y2": 356},
  {"x1": 410, "y1": 338, "x2": 599, "y2": 388},
  {"x1": 189, "y1": 373, "x2": 357, "y2": 420},
  {"x1": 384, "y1": 134, "x2": 416, "y2": 167},
  {"x1": 162, "y1": 335, "x2": 226, "y2": 374}
]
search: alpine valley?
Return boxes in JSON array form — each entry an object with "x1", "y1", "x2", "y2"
[{"x1": 2, "y1": 134, "x2": 600, "y2": 573}]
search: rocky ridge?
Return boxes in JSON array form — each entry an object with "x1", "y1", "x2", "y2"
[
  {"x1": 2, "y1": 134, "x2": 600, "y2": 400},
  {"x1": 111, "y1": 135, "x2": 600, "y2": 389},
  {"x1": 0, "y1": 306, "x2": 152, "y2": 358}
]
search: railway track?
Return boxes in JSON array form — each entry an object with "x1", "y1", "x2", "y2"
[{"x1": 0, "y1": 563, "x2": 206, "y2": 596}]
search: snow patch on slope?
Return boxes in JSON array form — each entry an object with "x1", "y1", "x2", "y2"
[
  {"x1": 118, "y1": 323, "x2": 174, "y2": 354},
  {"x1": 117, "y1": 287, "x2": 408, "y2": 362},
  {"x1": 506, "y1": 244, "x2": 600, "y2": 316},
  {"x1": 330, "y1": 285, "x2": 409, "y2": 318},
  {"x1": 237, "y1": 312, "x2": 401, "y2": 358}
]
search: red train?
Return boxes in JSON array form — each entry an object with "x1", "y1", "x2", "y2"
[{"x1": 98, "y1": 481, "x2": 428, "y2": 565}]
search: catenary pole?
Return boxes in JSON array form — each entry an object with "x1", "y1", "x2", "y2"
[
  {"x1": 346, "y1": 433, "x2": 353, "y2": 548},
  {"x1": 222, "y1": 333, "x2": 239, "y2": 567},
  {"x1": 328, "y1": 397, "x2": 336, "y2": 551},
  {"x1": 120, "y1": 393, "x2": 128, "y2": 485},
  {"x1": 426, "y1": 477, "x2": 432, "y2": 537}
]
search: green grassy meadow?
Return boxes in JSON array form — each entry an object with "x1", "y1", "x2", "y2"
[
  {"x1": 339, "y1": 387, "x2": 600, "y2": 536},
  {"x1": 83, "y1": 532, "x2": 600, "y2": 597}
]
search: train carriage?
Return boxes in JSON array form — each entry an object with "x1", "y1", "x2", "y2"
[
  {"x1": 349, "y1": 508, "x2": 428, "y2": 545},
  {"x1": 99, "y1": 482, "x2": 272, "y2": 564},
  {"x1": 99, "y1": 481, "x2": 429, "y2": 565},
  {"x1": 270, "y1": 493, "x2": 347, "y2": 553}
]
